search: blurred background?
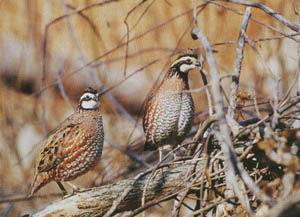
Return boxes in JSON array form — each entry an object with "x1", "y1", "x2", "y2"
[{"x1": 0, "y1": 0, "x2": 299, "y2": 216}]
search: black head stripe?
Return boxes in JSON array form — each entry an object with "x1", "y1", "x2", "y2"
[
  {"x1": 171, "y1": 55, "x2": 198, "y2": 69},
  {"x1": 83, "y1": 87, "x2": 98, "y2": 95},
  {"x1": 176, "y1": 53, "x2": 198, "y2": 60}
]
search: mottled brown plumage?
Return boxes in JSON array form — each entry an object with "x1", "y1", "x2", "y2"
[
  {"x1": 143, "y1": 54, "x2": 201, "y2": 160},
  {"x1": 29, "y1": 87, "x2": 104, "y2": 197}
]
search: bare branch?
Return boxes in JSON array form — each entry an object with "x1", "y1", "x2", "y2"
[
  {"x1": 191, "y1": 24, "x2": 275, "y2": 215},
  {"x1": 66, "y1": 4, "x2": 101, "y2": 39},
  {"x1": 199, "y1": 58, "x2": 214, "y2": 116},
  {"x1": 35, "y1": 3, "x2": 208, "y2": 97},
  {"x1": 30, "y1": 161, "x2": 205, "y2": 217},
  {"x1": 207, "y1": 1, "x2": 300, "y2": 43},
  {"x1": 191, "y1": 26, "x2": 254, "y2": 216},
  {"x1": 293, "y1": 0, "x2": 300, "y2": 94},
  {"x1": 228, "y1": 7, "x2": 252, "y2": 119},
  {"x1": 122, "y1": 0, "x2": 153, "y2": 76},
  {"x1": 61, "y1": 0, "x2": 142, "y2": 133},
  {"x1": 219, "y1": 0, "x2": 300, "y2": 32},
  {"x1": 57, "y1": 65, "x2": 75, "y2": 111}
]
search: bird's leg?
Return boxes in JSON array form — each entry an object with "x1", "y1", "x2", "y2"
[
  {"x1": 159, "y1": 147, "x2": 163, "y2": 162},
  {"x1": 66, "y1": 181, "x2": 80, "y2": 192},
  {"x1": 65, "y1": 181, "x2": 89, "y2": 194},
  {"x1": 56, "y1": 182, "x2": 68, "y2": 195},
  {"x1": 172, "y1": 144, "x2": 180, "y2": 161},
  {"x1": 157, "y1": 147, "x2": 166, "y2": 178},
  {"x1": 65, "y1": 181, "x2": 86, "y2": 193},
  {"x1": 173, "y1": 150, "x2": 178, "y2": 160}
]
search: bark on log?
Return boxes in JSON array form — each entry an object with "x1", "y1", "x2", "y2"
[{"x1": 31, "y1": 160, "x2": 205, "y2": 217}]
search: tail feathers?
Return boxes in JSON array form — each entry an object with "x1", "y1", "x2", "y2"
[
  {"x1": 144, "y1": 142, "x2": 158, "y2": 151},
  {"x1": 28, "y1": 173, "x2": 49, "y2": 198}
]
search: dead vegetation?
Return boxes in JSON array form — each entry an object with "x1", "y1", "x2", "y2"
[{"x1": 0, "y1": 0, "x2": 300, "y2": 216}]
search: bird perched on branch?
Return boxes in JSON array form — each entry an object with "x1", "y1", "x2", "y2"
[
  {"x1": 29, "y1": 87, "x2": 104, "y2": 197},
  {"x1": 143, "y1": 52, "x2": 201, "y2": 161}
]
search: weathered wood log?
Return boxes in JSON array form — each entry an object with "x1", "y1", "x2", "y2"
[{"x1": 30, "y1": 160, "x2": 205, "y2": 217}]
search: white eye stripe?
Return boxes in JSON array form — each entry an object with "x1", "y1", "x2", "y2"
[
  {"x1": 171, "y1": 56, "x2": 197, "y2": 68},
  {"x1": 80, "y1": 92, "x2": 97, "y2": 101}
]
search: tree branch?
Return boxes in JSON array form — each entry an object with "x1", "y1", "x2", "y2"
[
  {"x1": 30, "y1": 161, "x2": 205, "y2": 217},
  {"x1": 220, "y1": 0, "x2": 300, "y2": 32},
  {"x1": 228, "y1": 7, "x2": 252, "y2": 119}
]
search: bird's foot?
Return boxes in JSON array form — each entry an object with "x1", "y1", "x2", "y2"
[{"x1": 66, "y1": 181, "x2": 90, "y2": 194}]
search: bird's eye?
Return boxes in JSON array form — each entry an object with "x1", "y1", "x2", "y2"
[
  {"x1": 85, "y1": 96, "x2": 91, "y2": 100},
  {"x1": 186, "y1": 59, "x2": 192, "y2": 64}
]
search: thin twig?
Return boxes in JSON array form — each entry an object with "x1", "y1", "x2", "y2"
[
  {"x1": 243, "y1": 33, "x2": 281, "y2": 127},
  {"x1": 193, "y1": 0, "x2": 199, "y2": 26},
  {"x1": 280, "y1": 70, "x2": 300, "y2": 109},
  {"x1": 140, "y1": 144, "x2": 189, "y2": 213},
  {"x1": 219, "y1": 0, "x2": 300, "y2": 32},
  {"x1": 39, "y1": 0, "x2": 123, "y2": 99},
  {"x1": 57, "y1": 65, "x2": 75, "y2": 111},
  {"x1": 171, "y1": 141, "x2": 206, "y2": 217},
  {"x1": 199, "y1": 61, "x2": 214, "y2": 116},
  {"x1": 61, "y1": 0, "x2": 143, "y2": 132},
  {"x1": 210, "y1": 32, "x2": 300, "y2": 48},
  {"x1": 123, "y1": 0, "x2": 153, "y2": 76},
  {"x1": 228, "y1": 7, "x2": 252, "y2": 120},
  {"x1": 125, "y1": 190, "x2": 180, "y2": 217},
  {"x1": 193, "y1": 115, "x2": 218, "y2": 143},
  {"x1": 251, "y1": 87, "x2": 261, "y2": 118},
  {"x1": 66, "y1": 4, "x2": 101, "y2": 38},
  {"x1": 48, "y1": 0, "x2": 122, "y2": 25},
  {"x1": 207, "y1": 0, "x2": 300, "y2": 43},
  {"x1": 186, "y1": 197, "x2": 234, "y2": 217},
  {"x1": 103, "y1": 170, "x2": 148, "y2": 217},
  {"x1": 192, "y1": 26, "x2": 254, "y2": 215},
  {"x1": 192, "y1": 0, "x2": 213, "y2": 117},
  {"x1": 106, "y1": 139, "x2": 152, "y2": 168},
  {"x1": 293, "y1": 0, "x2": 300, "y2": 94},
  {"x1": 118, "y1": 0, "x2": 155, "y2": 44}
]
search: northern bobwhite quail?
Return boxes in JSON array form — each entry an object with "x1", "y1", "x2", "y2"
[
  {"x1": 29, "y1": 87, "x2": 104, "y2": 197},
  {"x1": 143, "y1": 53, "x2": 201, "y2": 161}
]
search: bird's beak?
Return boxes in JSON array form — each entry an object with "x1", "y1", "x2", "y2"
[
  {"x1": 94, "y1": 93, "x2": 100, "y2": 101},
  {"x1": 195, "y1": 61, "x2": 202, "y2": 67}
]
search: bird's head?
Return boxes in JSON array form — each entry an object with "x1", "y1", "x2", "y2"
[
  {"x1": 79, "y1": 87, "x2": 100, "y2": 110},
  {"x1": 170, "y1": 54, "x2": 202, "y2": 73}
]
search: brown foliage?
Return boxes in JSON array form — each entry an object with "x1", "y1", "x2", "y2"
[{"x1": 0, "y1": 0, "x2": 299, "y2": 216}]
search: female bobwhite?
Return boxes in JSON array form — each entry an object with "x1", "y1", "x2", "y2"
[
  {"x1": 29, "y1": 87, "x2": 104, "y2": 197},
  {"x1": 143, "y1": 53, "x2": 201, "y2": 161}
]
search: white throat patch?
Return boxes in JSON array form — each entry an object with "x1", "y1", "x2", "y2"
[
  {"x1": 80, "y1": 92, "x2": 99, "y2": 109},
  {"x1": 81, "y1": 100, "x2": 99, "y2": 109},
  {"x1": 179, "y1": 63, "x2": 196, "y2": 72}
]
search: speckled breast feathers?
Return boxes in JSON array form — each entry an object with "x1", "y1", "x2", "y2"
[{"x1": 143, "y1": 54, "x2": 201, "y2": 151}]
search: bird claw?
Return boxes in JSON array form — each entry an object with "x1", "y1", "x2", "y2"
[
  {"x1": 62, "y1": 193, "x2": 73, "y2": 199},
  {"x1": 73, "y1": 187, "x2": 90, "y2": 193}
]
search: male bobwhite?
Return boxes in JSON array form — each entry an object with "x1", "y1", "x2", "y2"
[
  {"x1": 29, "y1": 87, "x2": 104, "y2": 197},
  {"x1": 143, "y1": 52, "x2": 201, "y2": 161}
]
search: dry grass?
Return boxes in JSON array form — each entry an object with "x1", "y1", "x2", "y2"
[{"x1": 0, "y1": 0, "x2": 299, "y2": 216}]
